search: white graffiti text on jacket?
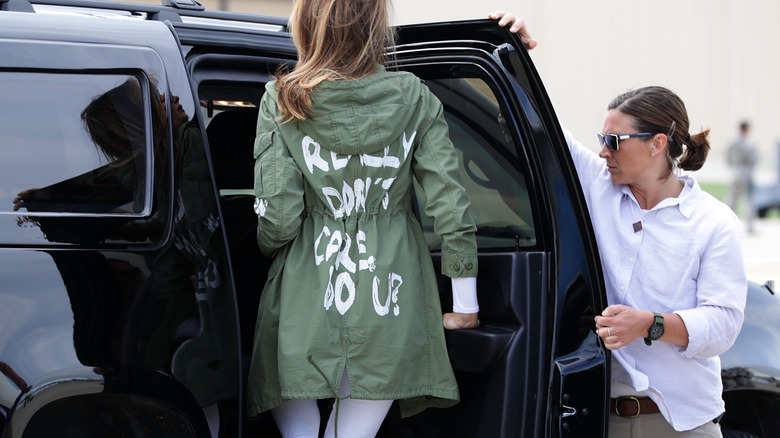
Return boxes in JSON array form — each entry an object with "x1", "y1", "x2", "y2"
[{"x1": 305, "y1": 132, "x2": 417, "y2": 318}]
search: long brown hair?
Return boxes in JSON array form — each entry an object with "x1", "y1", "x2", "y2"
[
  {"x1": 275, "y1": 0, "x2": 396, "y2": 121},
  {"x1": 81, "y1": 77, "x2": 167, "y2": 179},
  {"x1": 608, "y1": 86, "x2": 710, "y2": 177}
]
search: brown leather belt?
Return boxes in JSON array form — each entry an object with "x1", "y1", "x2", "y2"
[{"x1": 610, "y1": 396, "x2": 660, "y2": 417}]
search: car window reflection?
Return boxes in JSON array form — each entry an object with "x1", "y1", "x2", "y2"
[{"x1": 2, "y1": 73, "x2": 151, "y2": 217}]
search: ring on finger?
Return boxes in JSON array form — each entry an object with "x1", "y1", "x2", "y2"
[{"x1": 607, "y1": 327, "x2": 612, "y2": 337}]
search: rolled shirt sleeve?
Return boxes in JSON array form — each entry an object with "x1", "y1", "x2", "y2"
[{"x1": 675, "y1": 215, "x2": 747, "y2": 358}]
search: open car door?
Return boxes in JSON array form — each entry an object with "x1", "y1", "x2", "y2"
[{"x1": 379, "y1": 19, "x2": 610, "y2": 437}]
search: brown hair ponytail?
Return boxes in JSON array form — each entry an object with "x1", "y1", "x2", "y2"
[{"x1": 678, "y1": 129, "x2": 711, "y2": 171}]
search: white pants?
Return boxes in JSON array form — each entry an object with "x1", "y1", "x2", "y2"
[{"x1": 271, "y1": 369, "x2": 393, "y2": 438}]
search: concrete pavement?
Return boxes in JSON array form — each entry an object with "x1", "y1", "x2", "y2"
[{"x1": 741, "y1": 217, "x2": 780, "y2": 287}]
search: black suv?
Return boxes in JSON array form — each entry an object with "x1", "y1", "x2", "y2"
[{"x1": 0, "y1": 1, "x2": 777, "y2": 437}]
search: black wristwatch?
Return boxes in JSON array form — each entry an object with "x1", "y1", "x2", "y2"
[{"x1": 644, "y1": 312, "x2": 664, "y2": 346}]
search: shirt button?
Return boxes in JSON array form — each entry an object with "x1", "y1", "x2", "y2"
[
  {"x1": 628, "y1": 257, "x2": 635, "y2": 263},
  {"x1": 620, "y1": 286, "x2": 626, "y2": 291}
]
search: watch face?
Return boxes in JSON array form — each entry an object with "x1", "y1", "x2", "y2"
[{"x1": 649, "y1": 324, "x2": 664, "y2": 340}]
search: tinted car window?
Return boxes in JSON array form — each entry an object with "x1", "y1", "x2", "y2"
[
  {"x1": 414, "y1": 76, "x2": 536, "y2": 251},
  {"x1": 0, "y1": 72, "x2": 152, "y2": 216}
]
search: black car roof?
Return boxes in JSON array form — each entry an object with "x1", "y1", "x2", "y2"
[{"x1": 2, "y1": 0, "x2": 289, "y2": 31}]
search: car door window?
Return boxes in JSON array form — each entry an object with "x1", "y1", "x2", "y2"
[
  {"x1": 0, "y1": 72, "x2": 154, "y2": 216},
  {"x1": 412, "y1": 74, "x2": 537, "y2": 251}
]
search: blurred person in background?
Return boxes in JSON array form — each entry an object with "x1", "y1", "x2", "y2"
[{"x1": 726, "y1": 120, "x2": 758, "y2": 233}]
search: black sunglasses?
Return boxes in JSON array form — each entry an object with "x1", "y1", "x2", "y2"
[
  {"x1": 596, "y1": 132, "x2": 655, "y2": 152},
  {"x1": 597, "y1": 121, "x2": 677, "y2": 152}
]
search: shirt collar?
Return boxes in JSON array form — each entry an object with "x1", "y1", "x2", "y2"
[
  {"x1": 675, "y1": 176, "x2": 699, "y2": 218},
  {"x1": 620, "y1": 175, "x2": 699, "y2": 218}
]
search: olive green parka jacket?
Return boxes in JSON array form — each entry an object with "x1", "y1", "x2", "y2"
[{"x1": 247, "y1": 65, "x2": 478, "y2": 418}]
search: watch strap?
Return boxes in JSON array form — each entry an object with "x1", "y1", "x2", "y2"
[{"x1": 644, "y1": 312, "x2": 664, "y2": 346}]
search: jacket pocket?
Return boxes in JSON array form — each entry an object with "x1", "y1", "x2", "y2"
[
  {"x1": 254, "y1": 131, "x2": 275, "y2": 159},
  {"x1": 254, "y1": 131, "x2": 277, "y2": 196}
]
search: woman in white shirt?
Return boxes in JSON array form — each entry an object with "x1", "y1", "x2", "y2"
[{"x1": 491, "y1": 11, "x2": 747, "y2": 438}]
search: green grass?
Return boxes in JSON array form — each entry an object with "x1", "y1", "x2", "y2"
[
  {"x1": 700, "y1": 181, "x2": 779, "y2": 219},
  {"x1": 699, "y1": 182, "x2": 728, "y2": 203}
]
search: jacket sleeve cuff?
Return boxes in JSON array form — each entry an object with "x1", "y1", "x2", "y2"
[{"x1": 441, "y1": 251, "x2": 478, "y2": 278}]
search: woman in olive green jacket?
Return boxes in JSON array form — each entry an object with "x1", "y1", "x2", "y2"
[{"x1": 247, "y1": 0, "x2": 479, "y2": 436}]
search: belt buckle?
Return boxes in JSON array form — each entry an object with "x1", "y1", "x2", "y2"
[{"x1": 615, "y1": 396, "x2": 641, "y2": 418}]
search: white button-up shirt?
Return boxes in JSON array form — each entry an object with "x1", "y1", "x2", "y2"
[{"x1": 565, "y1": 130, "x2": 747, "y2": 431}]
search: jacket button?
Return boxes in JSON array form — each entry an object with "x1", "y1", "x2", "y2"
[
  {"x1": 452, "y1": 263, "x2": 461, "y2": 271},
  {"x1": 465, "y1": 263, "x2": 473, "y2": 270}
]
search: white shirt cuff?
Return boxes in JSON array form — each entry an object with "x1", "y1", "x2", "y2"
[{"x1": 451, "y1": 277, "x2": 479, "y2": 313}]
